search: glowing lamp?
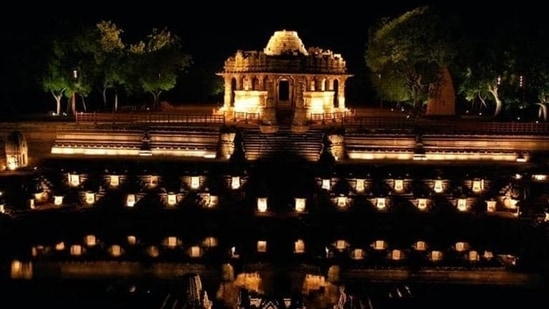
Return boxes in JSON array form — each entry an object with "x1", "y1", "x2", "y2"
[
  {"x1": 295, "y1": 198, "x2": 306, "y2": 212},
  {"x1": 54, "y1": 195, "x2": 63, "y2": 206},
  {"x1": 126, "y1": 194, "x2": 136, "y2": 207},
  {"x1": 376, "y1": 197, "x2": 386, "y2": 210},
  {"x1": 434, "y1": 180, "x2": 443, "y2": 193},
  {"x1": 394, "y1": 179, "x2": 404, "y2": 192},
  {"x1": 85, "y1": 235, "x2": 97, "y2": 247},
  {"x1": 457, "y1": 198, "x2": 467, "y2": 212},
  {"x1": 257, "y1": 197, "x2": 268, "y2": 212},
  {"x1": 294, "y1": 239, "x2": 305, "y2": 253},
  {"x1": 257, "y1": 240, "x2": 267, "y2": 253},
  {"x1": 110, "y1": 175, "x2": 119, "y2": 187},
  {"x1": 231, "y1": 176, "x2": 241, "y2": 189},
  {"x1": 189, "y1": 246, "x2": 202, "y2": 257},
  {"x1": 110, "y1": 245, "x2": 122, "y2": 257},
  {"x1": 167, "y1": 193, "x2": 177, "y2": 206},
  {"x1": 85, "y1": 192, "x2": 95, "y2": 205},
  {"x1": 351, "y1": 249, "x2": 365, "y2": 260},
  {"x1": 70, "y1": 245, "x2": 82, "y2": 256},
  {"x1": 127, "y1": 235, "x2": 137, "y2": 246},
  {"x1": 190, "y1": 176, "x2": 200, "y2": 189},
  {"x1": 356, "y1": 179, "x2": 365, "y2": 193}
]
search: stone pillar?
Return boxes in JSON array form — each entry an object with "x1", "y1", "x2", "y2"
[
  {"x1": 337, "y1": 78, "x2": 346, "y2": 109},
  {"x1": 262, "y1": 76, "x2": 276, "y2": 124},
  {"x1": 293, "y1": 78, "x2": 307, "y2": 125},
  {"x1": 223, "y1": 77, "x2": 232, "y2": 109}
]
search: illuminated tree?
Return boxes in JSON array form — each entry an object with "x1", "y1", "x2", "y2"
[
  {"x1": 91, "y1": 20, "x2": 127, "y2": 111},
  {"x1": 130, "y1": 27, "x2": 192, "y2": 109},
  {"x1": 41, "y1": 40, "x2": 68, "y2": 115},
  {"x1": 365, "y1": 6, "x2": 457, "y2": 116}
]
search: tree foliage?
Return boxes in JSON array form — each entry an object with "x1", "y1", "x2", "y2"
[
  {"x1": 41, "y1": 21, "x2": 193, "y2": 113},
  {"x1": 365, "y1": 6, "x2": 457, "y2": 116}
]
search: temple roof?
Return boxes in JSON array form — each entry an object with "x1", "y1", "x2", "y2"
[{"x1": 263, "y1": 30, "x2": 308, "y2": 56}]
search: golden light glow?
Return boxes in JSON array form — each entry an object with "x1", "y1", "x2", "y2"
[
  {"x1": 207, "y1": 195, "x2": 219, "y2": 208},
  {"x1": 127, "y1": 235, "x2": 137, "y2": 246},
  {"x1": 455, "y1": 242, "x2": 468, "y2": 252},
  {"x1": 335, "y1": 240, "x2": 348, "y2": 251},
  {"x1": 355, "y1": 179, "x2": 365, "y2": 193},
  {"x1": 457, "y1": 198, "x2": 468, "y2": 212},
  {"x1": 230, "y1": 246, "x2": 239, "y2": 258},
  {"x1": 373, "y1": 240, "x2": 386, "y2": 250},
  {"x1": 394, "y1": 179, "x2": 404, "y2": 192},
  {"x1": 295, "y1": 198, "x2": 306, "y2": 212},
  {"x1": 68, "y1": 173, "x2": 80, "y2": 187},
  {"x1": 147, "y1": 246, "x2": 159, "y2": 258},
  {"x1": 10, "y1": 260, "x2": 32, "y2": 279},
  {"x1": 294, "y1": 239, "x2": 305, "y2": 253},
  {"x1": 85, "y1": 234, "x2": 97, "y2": 247},
  {"x1": 231, "y1": 176, "x2": 241, "y2": 189},
  {"x1": 29, "y1": 199, "x2": 35, "y2": 209},
  {"x1": 376, "y1": 197, "x2": 386, "y2": 210},
  {"x1": 486, "y1": 200, "x2": 497, "y2": 212},
  {"x1": 126, "y1": 194, "x2": 136, "y2": 207},
  {"x1": 390, "y1": 249, "x2": 403, "y2": 261},
  {"x1": 148, "y1": 175, "x2": 159, "y2": 188},
  {"x1": 434, "y1": 180, "x2": 443, "y2": 193},
  {"x1": 483, "y1": 250, "x2": 494, "y2": 260},
  {"x1": 233, "y1": 96, "x2": 261, "y2": 113},
  {"x1": 189, "y1": 246, "x2": 202, "y2": 257},
  {"x1": 417, "y1": 198, "x2": 428, "y2": 211},
  {"x1": 70, "y1": 245, "x2": 83, "y2": 256},
  {"x1": 109, "y1": 245, "x2": 122, "y2": 257},
  {"x1": 532, "y1": 174, "x2": 547, "y2": 181},
  {"x1": 6, "y1": 156, "x2": 18, "y2": 171},
  {"x1": 337, "y1": 196, "x2": 348, "y2": 208},
  {"x1": 309, "y1": 98, "x2": 326, "y2": 114},
  {"x1": 165, "y1": 236, "x2": 179, "y2": 249},
  {"x1": 54, "y1": 195, "x2": 63, "y2": 206},
  {"x1": 202, "y1": 237, "x2": 218, "y2": 248},
  {"x1": 257, "y1": 197, "x2": 268, "y2": 212},
  {"x1": 321, "y1": 179, "x2": 331, "y2": 190},
  {"x1": 257, "y1": 240, "x2": 268, "y2": 253},
  {"x1": 85, "y1": 192, "x2": 95, "y2": 205},
  {"x1": 0, "y1": 204, "x2": 4, "y2": 214},
  {"x1": 190, "y1": 176, "x2": 200, "y2": 189},
  {"x1": 350, "y1": 248, "x2": 365, "y2": 260},
  {"x1": 110, "y1": 175, "x2": 119, "y2": 187},
  {"x1": 414, "y1": 241, "x2": 427, "y2": 251},
  {"x1": 167, "y1": 193, "x2": 177, "y2": 206},
  {"x1": 55, "y1": 242, "x2": 65, "y2": 251},
  {"x1": 468, "y1": 250, "x2": 480, "y2": 262},
  {"x1": 430, "y1": 250, "x2": 443, "y2": 262},
  {"x1": 472, "y1": 179, "x2": 484, "y2": 193}
]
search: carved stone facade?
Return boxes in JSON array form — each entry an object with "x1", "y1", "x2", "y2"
[{"x1": 216, "y1": 30, "x2": 353, "y2": 125}]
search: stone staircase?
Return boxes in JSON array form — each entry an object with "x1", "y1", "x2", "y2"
[{"x1": 240, "y1": 127, "x2": 324, "y2": 161}]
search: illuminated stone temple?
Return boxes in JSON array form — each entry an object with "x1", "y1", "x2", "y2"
[
  {"x1": 216, "y1": 30, "x2": 352, "y2": 126},
  {"x1": 2, "y1": 30, "x2": 549, "y2": 309}
]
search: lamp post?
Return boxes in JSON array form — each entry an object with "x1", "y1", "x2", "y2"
[{"x1": 71, "y1": 69, "x2": 78, "y2": 115}]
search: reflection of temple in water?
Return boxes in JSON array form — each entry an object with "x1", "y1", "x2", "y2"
[{"x1": 1, "y1": 30, "x2": 549, "y2": 309}]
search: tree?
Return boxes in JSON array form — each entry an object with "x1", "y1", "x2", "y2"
[
  {"x1": 41, "y1": 39, "x2": 68, "y2": 115},
  {"x1": 92, "y1": 20, "x2": 127, "y2": 111},
  {"x1": 131, "y1": 27, "x2": 192, "y2": 109},
  {"x1": 365, "y1": 6, "x2": 457, "y2": 116}
]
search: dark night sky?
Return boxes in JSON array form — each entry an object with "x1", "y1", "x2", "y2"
[{"x1": 2, "y1": 1, "x2": 546, "y2": 112}]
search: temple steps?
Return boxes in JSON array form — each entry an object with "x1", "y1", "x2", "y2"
[{"x1": 241, "y1": 128, "x2": 324, "y2": 161}]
